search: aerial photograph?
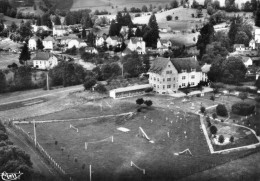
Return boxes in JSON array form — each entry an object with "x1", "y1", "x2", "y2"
[{"x1": 0, "y1": 0, "x2": 260, "y2": 180}]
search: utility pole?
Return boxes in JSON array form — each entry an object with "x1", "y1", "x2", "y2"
[{"x1": 33, "y1": 119, "x2": 37, "y2": 147}]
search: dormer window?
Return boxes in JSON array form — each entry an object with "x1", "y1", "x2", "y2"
[
  {"x1": 182, "y1": 69, "x2": 187, "y2": 73},
  {"x1": 191, "y1": 68, "x2": 196, "y2": 72}
]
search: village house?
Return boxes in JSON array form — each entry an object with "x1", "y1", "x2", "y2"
[
  {"x1": 67, "y1": 38, "x2": 87, "y2": 49},
  {"x1": 157, "y1": 39, "x2": 172, "y2": 48},
  {"x1": 106, "y1": 36, "x2": 122, "y2": 47},
  {"x1": 127, "y1": 37, "x2": 146, "y2": 54},
  {"x1": 53, "y1": 25, "x2": 68, "y2": 37},
  {"x1": 201, "y1": 63, "x2": 211, "y2": 82},
  {"x1": 233, "y1": 44, "x2": 246, "y2": 52},
  {"x1": 249, "y1": 39, "x2": 256, "y2": 50},
  {"x1": 43, "y1": 36, "x2": 55, "y2": 50},
  {"x1": 148, "y1": 56, "x2": 203, "y2": 94},
  {"x1": 32, "y1": 52, "x2": 58, "y2": 70},
  {"x1": 241, "y1": 56, "x2": 253, "y2": 68},
  {"x1": 31, "y1": 25, "x2": 51, "y2": 33},
  {"x1": 28, "y1": 35, "x2": 40, "y2": 50},
  {"x1": 85, "y1": 47, "x2": 98, "y2": 54},
  {"x1": 95, "y1": 36, "x2": 105, "y2": 47}
]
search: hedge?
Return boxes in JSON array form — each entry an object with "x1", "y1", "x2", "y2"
[{"x1": 231, "y1": 102, "x2": 255, "y2": 116}]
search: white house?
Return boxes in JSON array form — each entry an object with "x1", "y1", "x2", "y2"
[
  {"x1": 96, "y1": 36, "x2": 105, "y2": 47},
  {"x1": 249, "y1": 39, "x2": 256, "y2": 50},
  {"x1": 28, "y1": 35, "x2": 40, "y2": 50},
  {"x1": 32, "y1": 52, "x2": 58, "y2": 70},
  {"x1": 148, "y1": 56, "x2": 203, "y2": 94},
  {"x1": 128, "y1": 37, "x2": 146, "y2": 54},
  {"x1": 31, "y1": 25, "x2": 51, "y2": 33},
  {"x1": 85, "y1": 47, "x2": 98, "y2": 54},
  {"x1": 157, "y1": 39, "x2": 172, "y2": 49},
  {"x1": 201, "y1": 63, "x2": 211, "y2": 82},
  {"x1": 106, "y1": 36, "x2": 122, "y2": 47},
  {"x1": 67, "y1": 39, "x2": 87, "y2": 49},
  {"x1": 43, "y1": 36, "x2": 55, "y2": 50},
  {"x1": 53, "y1": 25, "x2": 68, "y2": 37},
  {"x1": 233, "y1": 44, "x2": 245, "y2": 51},
  {"x1": 241, "y1": 56, "x2": 253, "y2": 68}
]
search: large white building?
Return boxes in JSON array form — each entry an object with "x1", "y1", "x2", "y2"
[
  {"x1": 148, "y1": 57, "x2": 204, "y2": 94},
  {"x1": 43, "y1": 36, "x2": 55, "y2": 50},
  {"x1": 32, "y1": 52, "x2": 58, "y2": 70},
  {"x1": 28, "y1": 35, "x2": 40, "y2": 50},
  {"x1": 127, "y1": 37, "x2": 146, "y2": 54},
  {"x1": 53, "y1": 25, "x2": 68, "y2": 37}
]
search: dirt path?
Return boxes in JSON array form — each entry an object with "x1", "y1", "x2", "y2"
[{"x1": 7, "y1": 128, "x2": 62, "y2": 181}]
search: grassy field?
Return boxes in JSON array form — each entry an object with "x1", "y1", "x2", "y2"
[
  {"x1": 18, "y1": 95, "x2": 260, "y2": 181},
  {"x1": 0, "y1": 52, "x2": 20, "y2": 69}
]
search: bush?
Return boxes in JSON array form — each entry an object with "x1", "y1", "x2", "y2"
[
  {"x1": 55, "y1": 140, "x2": 58, "y2": 145},
  {"x1": 94, "y1": 84, "x2": 107, "y2": 93},
  {"x1": 212, "y1": 113, "x2": 217, "y2": 119},
  {"x1": 210, "y1": 125, "x2": 218, "y2": 135},
  {"x1": 232, "y1": 102, "x2": 255, "y2": 116},
  {"x1": 145, "y1": 87, "x2": 153, "y2": 93},
  {"x1": 136, "y1": 98, "x2": 144, "y2": 105},
  {"x1": 218, "y1": 135, "x2": 224, "y2": 143},
  {"x1": 210, "y1": 95, "x2": 215, "y2": 101},
  {"x1": 200, "y1": 106, "x2": 206, "y2": 113},
  {"x1": 0, "y1": 131, "x2": 8, "y2": 141},
  {"x1": 144, "y1": 100, "x2": 153, "y2": 107},
  {"x1": 216, "y1": 104, "x2": 228, "y2": 117},
  {"x1": 230, "y1": 136, "x2": 234, "y2": 142},
  {"x1": 166, "y1": 15, "x2": 172, "y2": 21},
  {"x1": 84, "y1": 76, "x2": 97, "y2": 90}
]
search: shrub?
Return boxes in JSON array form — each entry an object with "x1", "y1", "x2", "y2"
[
  {"x1": 200, "y1": 106, "x2": 206, "y2": 113},
  {"x1": 232, "y1": 102, "x2": 255, "y2": 116},
  {"x1": 74, "y1": 158, "x2": 78, "y2": 163},
  {"x1": 84, "y1": 76, "x2": 97, "y2": 90},
  {"x1": 82, "y1": 163, "x2": 86, "y2": 169},
  {"x1": 144, "y1": 100, "x2": 153, "y2": 107},
  {"x1": 94, "y1": 84, "x2": 107, "y2": 93},
  {"x1": 0, "y1": 131, "x2": 8, "y2": 141},
  {"x1": 210, "y1": 95, "x2": 215, "y2": 101},
  {"x1": 207, "y1": 121, "x2": 212, "y2": 127},
  {"x1": 230, "y1": 136, "x2": 234, "y2": 142},
  {"x1": 218, "y1": 135, "x2": 224, "y2": 143},
  {"x1": 145, "y1": 87, "x2": 153, "y2": 93},
  {"x1": 55, "y1": 140, "x2": 58, "y2": 145},
  {"x1": 166, "y1": 15, "x2": 172, "y2": 21},
  {"x1": 136, "y1": 98, "x2": 144, "y2": 105},
  {"x1": 175, "y1": 16, "x2": 179, "y2": 20},
  {"x1": 212, "y1": 113, "x2": 217, "y2": 119},
  {"x1": 210, "y1": 125, "x2": 218, "y2": 135},
  {"x1": 216, "y1": 104, "x2": 228, "y2": 117}
]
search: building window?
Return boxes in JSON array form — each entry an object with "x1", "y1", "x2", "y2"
[
  {"x1": 173, "y1": 84, "x2": 175, "y2": 88},
  {"x1": 182, "y1": 69, "x2": 186, "y2": 73},
  {"x1": 163, "y1": 78, "x2": 165, "y2": 82},
  {"x1": 182, "y1": 76, "x2": 186, "y2": 80},
  {"x1": 182, "y1": 83, "x2": 186, "y2": 87},
  {"x1": 167, "y1": 78, "x2": 171, "y2": 81},
  {"x1": 157, "y1": 85, "x2": 159, "y2": 88},
  {"x1": 191, "y1": 82, "x2": 195, "y2": 86},
  {"x1": 154, "y1": 77, "x2": 156, "y2": 81},
  {"x1": 191, "y1": 75, "x2": 195, "y2": 79},
  {"x1": 163, "y1": 85, "x2": 165, "y2": 89},
  {"x1": 168, "y1": 65, "x2": 170, "y2": 67},
  {"x1": 154, "y1": 84, "x2": 156, "y2": 87},
  {"x1": 191, "y1": 68, "x2": 196, "y2": 72},
  {"x1": 167, "y1": 85, "x2": 171, "y2": 88},
  {"x1": 157, "y1": 78, "x2": 159, "y2": 81}
]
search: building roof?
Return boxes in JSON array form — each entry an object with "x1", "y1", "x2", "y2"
[
  {"x1": 85, "y1": 47, "x2": 96, "y2": 51},
  {"x1": 110, "y1": 84, "x2": 151, "y2": 93},
  {"x1": 130, "y1": 37, "x2": 143, "y2": 44},
  {"x1": 109, "y1": 36, "x2": 121, "y2": 41},
  {"x1": 159, "y1": 39, "x2": 169, "y2": 44},
  {"x1": 233, "y1": 44, "x2": 245, "y2": 48},
  {"x1": 30, "y1": 35, "x2": 40, "y2": 41},
  {"x1": 201, "y1": 63, "x2": 211, "y2": 73},
  {"x1": 170, "y1": 57, "x2": 201, "y2": 73},
  {"x1": 122, "y1": 47, "x2": 132, "y2": 55},
  {"x1": 32, "y1": 52, "x2": 53, "y2": 61},
  {"x1": 250, "y1": 39, "x2": 255, "y2": 43},
  {"x1": 149, "y1": 57, "x2": 171, "y2": 74},
  {"x1": 43, "y1": 36, "x2": 55, "y2": 42},
  {"x1": 240, "y1": 56, "x2": 251, "y2": 63},
  {"x1": 53, "y1": 25, "x2": 67, "y2": 30}
]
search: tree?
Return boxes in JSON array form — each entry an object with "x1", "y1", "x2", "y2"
[
  {"x1": 19, "y1": 43, "x2": 30, "y2": 65},
  {"x1": 144, "y1": 100, "x2": 153, "y2": 107},
  {"x1": 121, "y1": 53, "x2": 144, "y2": 77},
  {"x1": 82, "y1": 28, "x2": 86, "y2": 39},
  {"x1": 95, "y1": 84, "x2": 107, "y2": 93},
  {"x1": 218, "y1": 135, "x2": 224, "y2": 143},
  {"x1": 53, "y1": 15, "x2": 61, "y2": 25},
  {"x1": 210, "y1": 125, "x2": 218, "y2": 135},
  {"x1": 201, "y1": 106, "x2": 206, "y2": 113},
  {"x1": 109, "y1": 19, "x2": 120, "y2": 36},
  {"x1": 83, "y1": 76, "x2": 96, "y2": 90},
  {"x1": 192, "y1": 0, "x2": 200, "y2": 8},
  {"x1": 216, "y1": 104, "x2": 228, "y2": 117},
  {"x1": 239, "y1": 92, "x2": 248, "y2": 102},
  {"x1": 166, "y1": 15, "x2": 172, "y2": 21},
  {"x1": 143, "y1": 14, "x2": 159, "y2": 47},
  {"x1": 14, "y1": 66, "x2": 33, "y2": 90},
  {"x1": 210, "y1": 95, "x2": 215, "y2": 101},
  {"x1": 142, "y1": 5, "x2": 148, "y2": 12},
  {"x1": 41, "y1": 12, "x2": 52, "y2": 28},
  {"x1": 255, "y1": 7, "x2": 260, "y2": 27},
  {"x1": 212, "y1": 113, "x2": 217, "y2": 119},
  {"x1": 230, "y1": 136, "x2": 234, "y2": 142},
  {"x1": 0, "y1": 71, "x2": 7, "y2": 93},
  {"x1": 197, "y1": 23, "x2": 215, "y2": 57},
  {"x1": 234, "y1": 31, "x2": 249, "y2": 46},
  {"x1": 256, "y1": 77, "x2": 260, "y2": 89},
  {"x1": 175, "y1": 16, "x2": 179, "y2": 20},
  {"x1": 170, "y1": 0, "x2": 179, "y2": 8},
  {"x1": 136, "y1": 98, "x2": 144, "y2": 105},
  {"x1": 36, "y1": 39, "x2": 44, "y2": 50},
  {"x1": 18, "y1": 24, "x2": 32, "y2": 39},
  {"x1": 10, "y1": 22, "x2": 18, "y2": 32}
]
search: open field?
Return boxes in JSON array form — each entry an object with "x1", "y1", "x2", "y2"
[
  {"x1": 0, "y1": 52, "x2": 20, "y2": 69},
  {"x1": 17, "y1": 94, "x2": 260, "y2": 181}
]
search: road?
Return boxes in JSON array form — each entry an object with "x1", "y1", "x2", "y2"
[{"x1": 7, "y1": 128, "x2": 61, "y2": 181}]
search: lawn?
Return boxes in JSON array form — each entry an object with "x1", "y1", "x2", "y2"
[
  {"x1": 0, "y1": 52, "x2": 20, "y2": 69},
  {"x1": 18, "y1": 97, "x2": 260, "y2": 181}
]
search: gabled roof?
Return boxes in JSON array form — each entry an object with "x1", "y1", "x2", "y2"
[
  {"x1": 233, "y1": 44, "x2": 245, "y2": 48},
  {"x1": 130, "y1": 37, "x2": 143, "y2": 44},
  {"x1": 158, "y1": 39, "x2": 169, "y2": 44},
  {"x1": 32, "y1": 52, "x2": 53, "y2": 61},
  {"x1": 170, "y1": 57, "x2": 201, "y2": 73},
  {"x1": 109, "y1": 36, "x2": 121, "y2": 41},
  {"x1": 122, "y1": 47, "x2": 132, "y2": 54},
  {"x1": 149, "y1": 57, "x2": 170, "y2": 74},
  {"x1": 43, "y1": 36, "x2": 55, "y2": 42},
  {"x1": 30, "y1": 35, "x2": 40, "y2": 41}
]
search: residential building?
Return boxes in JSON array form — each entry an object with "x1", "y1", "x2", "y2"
[
  {"x1": 32, "y1": 52, "x2": 58, "y2": 70},
  {"x1": 233, "y1": 44, "x2": 245, "y2": 51},
  {"x1": 240, "y1": 56, "x2": 253, "y2": 68},
  {"x1": 157, "y1": 39, "x2": 172, "y2": 49},
  {"x1": 28, "y1": 35, "x2": 40, "y2": 50},
  {"x1": 106, "y1": 36, "x2": 122, "y2": 47},
  {"x1": 43, "y1": 36, "x2": 55, "y2": 50},
  {"x1": 201, "y1": 63, "x2": 211, "y2": 82},
  {"x1": 128, "y1": 37, "x2": 146, "y2": 54},
  {"x1": 85, "y1": 47, "x2": 98, "y2": 54},
  {"x1": 96, "y1": 36, "x2": 105, "y2": 47},
  {"x1": 31, "y1": 25, "x2": 51, "y2": 33},
  {"x1": 249, "y1": 39, "x2": 256, "y2": 50},
  {"x1": 53, "y1": 25, "x2": 68, "y2": 37},
  {"x1": 148, "y1": 56, "x2": 203, "y2": 94}
]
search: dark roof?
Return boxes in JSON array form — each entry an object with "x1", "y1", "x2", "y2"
[
  {"x1": 43, "y1": 36, "x2": 55, "y2": 42},
  {"x1": 122, "y1": 47, "x2": 132, "y2": 54},
  {"x1": 149, "y1": 57, "x2": 170, "y2": 74},
  {"x1": 130, "y1": 37, "x2": 143, "y2": 44},
  {"x1": 32, "y1": 52, "x2": 52, "y2": 61},
  {"x1": 233, "y1": 44, "x2": 245, "y2": 48},
  {"x1": 170, "y1": 57, "x2": 201, "y2": 73}
]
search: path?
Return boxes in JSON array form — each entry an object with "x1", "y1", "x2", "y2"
[{"x1": 7, "y1": 128, "x2": 62, "y2": 181}]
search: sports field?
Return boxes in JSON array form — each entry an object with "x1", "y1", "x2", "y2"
[{"x1": 19, "y1": 96, "x2": 259, "y2": 181}]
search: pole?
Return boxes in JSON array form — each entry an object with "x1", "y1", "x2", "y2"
[
  {"x1": 47, "y1": 71, "x2": 49, "y2": 91},
  {"x1": 90, "y1": 165, "x2": 92, "y2": 181},
  {"x1": 33, "y1": 120, "x2": 37, "y2": 147}
]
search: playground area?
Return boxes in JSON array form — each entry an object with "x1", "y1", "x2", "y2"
[{"x1": 16, "y1": 94, "x2": 260, "y2": 181}]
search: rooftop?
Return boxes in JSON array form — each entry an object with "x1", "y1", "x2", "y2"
[
  {"x1": 32, "y1": 52, "x2": 53, "y2": 61},
  {"x1": 171, "y1": 57, "x2": 201, "y2": 73},
  {"x1": 149, "y1": 57, "x2": 171, "y2": 74},
  {"x1": 110, "y1": 84, "x2": 151, "y2": 93}
]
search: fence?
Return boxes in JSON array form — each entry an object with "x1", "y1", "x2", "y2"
[{"x1": 12, "y1": 123, "x2": 74, "y2": 181}]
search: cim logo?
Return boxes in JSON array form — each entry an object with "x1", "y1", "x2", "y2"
[{"x1": 1, "y1": 171, "x2": 23, "y2": 181}]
